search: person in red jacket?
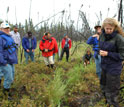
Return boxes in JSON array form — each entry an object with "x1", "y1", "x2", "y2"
[
  {"x1": 42, "y1": 32, "x2": 58, "y2": 61},
  {"x1": 39, "y1": 32, "x2": 55, "y2": 68},
  {"x1": 59, "y1": 34, "x2": 72, "y2": 62}
]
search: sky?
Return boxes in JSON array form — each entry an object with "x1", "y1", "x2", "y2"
[{"x1": 0, "y1": 0, "x2": 119, "y2": 28}]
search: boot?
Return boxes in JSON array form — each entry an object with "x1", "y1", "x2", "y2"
[
  {"x1": 50, "y1": 64, "x2": 54, "y2": 69},
  {"x1": 3, "y1": 88, "x2": 12, "y2": 100}
]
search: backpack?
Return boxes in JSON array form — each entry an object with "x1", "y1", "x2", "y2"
[{"x1": 0, "y1": 34, "x2": 17, "y2": 54}]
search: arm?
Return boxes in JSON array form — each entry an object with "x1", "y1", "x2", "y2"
[
  {"x1": 69, "y1": 39, "x2": 72, "y2": 49},
  {"x1": 22, "y1": 38, "x2": 27, "y2": 50},
  {"x1": 0, "y1": 38, "x2": 7, "y2": 65},
  {"x1": 54, "y1": 39, "x2": 58, "y2": 53},
  {"x1": 39, "y1": 40, "x2": 45, "y2": 51},
  {"x1": 18, "y1": 33, "x2": 21, "y2": 46},
  {"x1": 87, "y1": 36, "x2": 95, "y2": 44},
  {"x1": 61, "y1": 39, "x2": 64, "y2": 48},
  {"x1": 33, "y1": 37, "x2": 37, "y2": 49}
]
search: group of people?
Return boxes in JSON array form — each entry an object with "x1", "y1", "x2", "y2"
[
  {"x1": 0, "y1": 22, "x2": 72, "y2": 99},
  {"x1": 0, "y1": 17, "x2": 124, "y2": 107}
]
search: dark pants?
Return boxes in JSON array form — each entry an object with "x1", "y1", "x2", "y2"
[
  {"x1": 100, "y1": 70, "x2": 120, "y2": 107},
  {"x1": 60, "y1": 47, "x2": 69, "y2": 62}
]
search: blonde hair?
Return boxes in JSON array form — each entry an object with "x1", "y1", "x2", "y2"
[{"x1": 102, "y1": 18, "x2": 124, "y2": 37}]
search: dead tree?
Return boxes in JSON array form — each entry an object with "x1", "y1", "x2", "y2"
[{"x1": 118, "y1": 0, "x2": 123, "y2": 26}]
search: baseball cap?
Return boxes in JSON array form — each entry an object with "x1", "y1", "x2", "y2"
[{"x1": 1, "y1": 22, "x2": 10, "y2": 28}]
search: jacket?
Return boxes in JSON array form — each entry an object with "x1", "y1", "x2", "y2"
[
  {"x1": 22, "y1": 35, "x2": 37, "y2": 51},
  {"x1": 0, "y1": 31, "x2": 18, "y2": 65},
  {"x1": 61, "y1": 38, "x2": 72, "y2": 49},
  {"x1": 39, "y1": 35, "x2": 54, "y2": 57},
  {"x1": 87, "y1": 36, "x2": 99, "y2": 58},
  {"x1": 99, "y1": 31, "x2": 124, "y2": 75}
]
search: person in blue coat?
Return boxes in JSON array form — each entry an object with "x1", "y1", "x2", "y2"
[
  {"x1": 0, "y1": 22, "x2": 17, "y2": 99},
  {"x1": 22, "y1": 31, "x2": 37, "y2": 64},
  {"x1": 87, "y1": 25, "x2": 102, "y2": 79}
]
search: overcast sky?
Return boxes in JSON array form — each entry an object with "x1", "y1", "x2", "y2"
[{"x1": 0, "y1": 0, "x2": 119, "y2": 28}]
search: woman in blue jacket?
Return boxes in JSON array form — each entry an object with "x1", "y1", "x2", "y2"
[
  {"x1": 0, "y1": 23, "x2": 17, "y2": 99},
  {"x1": 99, "y1": 18, "x2": 124, "y2": 107},
  {"x1": 87, "y1": 25, "x2": 102, "y2": 79}
]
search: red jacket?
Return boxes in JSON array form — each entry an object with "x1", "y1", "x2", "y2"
[
  {"x1": 61, "y1": 38, "x2": 72, "y2": 49},
  {"x1": 52, "y1": 37, "x2": 58, "y2": 54},
  {"x1": 39, "y1": 35, "x2": 54, "y2": 57}
]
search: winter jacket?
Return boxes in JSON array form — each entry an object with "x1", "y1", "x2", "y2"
[
  {"x1": 87, "y1": 36, "x2": 99, "y2": 58},
  {"x1": 22, "y1": 35, "x2": 37, "y2": 51},
  {"x1": 39, "y1": 35, "x2": 54, "y2": 57},
  {"x1": 0, "y1": 31, "x2": 18, "y2": 66},
  {"x1": 61, "y1": 38, "x2": 72, "y2": 49},
  {"x1": 99, "y1": 31, "x2": 124, "y2": 75}
]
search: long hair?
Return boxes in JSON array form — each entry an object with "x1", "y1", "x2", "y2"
[{"x1": 102, "y1": 18, "x2": 124, "y2": 37}]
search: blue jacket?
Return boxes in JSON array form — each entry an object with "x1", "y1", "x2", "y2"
[
  {"x1": 0, "y1": 31, "x2": 18, "y2": 66},
  {"x1": 22, "y1": 36, "x2": 37, "y2": 51},
  {"x1": 99, "y1": 31, "x2": 124, "y2": 75},
  {"x1": 87, "y1": 36, "x2": 99, "y2": 57}
]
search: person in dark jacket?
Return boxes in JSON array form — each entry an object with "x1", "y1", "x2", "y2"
[
  {"x1": 99, "y1": 18, "x2": 124, "y2": 107},
  {"x1": 0, "y1": 22, "x2": 17, "y2": 99},
  {"x1": 59, "y1": 34, "x2": 72, "y2": 62},
  {"x1": 22, "y1": 31, "x2": 37, "y2": 64},
  {"x1": 82, "y1": 49, "x2": 93, "y2": 66},
  {"x1": 87, "y1": 25, "x2": 102, "y2": 79}
]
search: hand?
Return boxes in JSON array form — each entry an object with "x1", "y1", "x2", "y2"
[
  {"x1": 92, "y1": 34, "x2": 99, "y2": 38},
  {"x1": 45, "y1": 49, "x2": 48, "y2": 52},
  {"x1": 26, "y1": 49, "x2": 30, "y2": 52},
  {"x1": 100, "y1": 50, "x2": 108, "y2": 57},
  {"x1": 32, "y1": 49, "x2": 34, "y2": 52},
  {"x1": 87, "y1": 61, "x2": 90, "y2": 64}
]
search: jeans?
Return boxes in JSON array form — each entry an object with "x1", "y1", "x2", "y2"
[
  {"x1": 94, "y1": 55, "x2": 102, "y2": 79},
  {"x1": 24, "y1": 50, "x2": 35, "y2": 64},
  {"x1": 0, "y1": 64, "x2": 15, "y2": 89},
  {"x1": 60, "y1": 47, "x2": 69, "y2": 62}
]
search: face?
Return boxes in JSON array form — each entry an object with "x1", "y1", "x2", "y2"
[
  {"x1": 47, "y1": 33, "x2": 51, "y2": 39},
  {"x1": 65, "y1": 35, "x2": 68, "y2": 39},
  {"x1": 3, "y1": 28, "x2": 10, "y2": 35},
  {"x1": 96, "y1": 27, "x2": 102, "y2": 34},
  {"x1": 14, "y1": 28, "x2": 18, "y2": 33},
  {"x1": 104, "y1": 24, "x2": 115, "y2": 34},
  {"x1": 87, "y1": 51, "x2": 91, "y2": 55}
]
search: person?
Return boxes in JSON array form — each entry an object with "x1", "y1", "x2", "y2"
[
  {"x1": 59, "y1": 34, "x2": 72, "y2": 62},
  {"x1": 87, "y1": 25, "x2": 102, "y2": 79},
  {"x1": 10, "y1": 25, "x2": 21, "y2": 55},
  {"x1": 43, "y1": 32, "x2": 58, "y2": 61},
  {"x1": 0, "y1": 22, "x2": 17, "y2": 99},
  {"x1": 22, "y1": 31, "x2": 37, "y2": 64},
  {"x1": 39, "y1": 32, "x2": 55, "y2": 69},
  {"x1": 82, "y1": 49, "x2": 93, "y2": 66},
  {"x1": 99, "y1": 18, "x2": 124, "y2": 107}
]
